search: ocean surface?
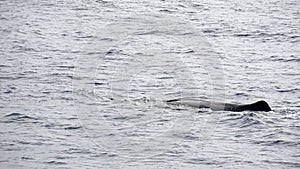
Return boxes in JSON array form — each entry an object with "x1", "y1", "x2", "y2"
[{"x1": 0, "y1": 0, "x2": 299, "y2": 168}]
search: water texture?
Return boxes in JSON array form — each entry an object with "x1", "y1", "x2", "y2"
[{"x1": 0, "y1": 0, "x2": 299, "y2": 168}]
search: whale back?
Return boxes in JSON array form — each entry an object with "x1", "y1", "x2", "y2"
[
  {"x1": 166, "y1": 98, "x2": 272, "y2": 112},
  {"x1": 243, "y1": 100, "x2": 272, "y2": 111}
]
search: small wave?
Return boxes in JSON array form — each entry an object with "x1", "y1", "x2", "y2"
[
  {"x1": 172, "y1": 133, "x2": 199, "y2": 140},
  {"x1": 4, "y1": 113, "x2": 38, "y2": 120},
  {"x1": 0, "y1": 76, "x2": 29, "y2": 80},
  {"x1": 257, "y1": 32, "x2": 286, "y2": 37},
  {"x1": 105, "y1": 49, "x2": 122, "y2": 55},
  {"x1": 21, "y1": 156, "x2": 34, "y2": 160},
  {"x1": 223, "y1": 112, "x2": 263, "y2": 128},
  {"x1": 163, "y1": 150, "x2": 185, "y2": 157},
  {"x1": 159, "y1": 9, "x2": 176, "y2": 13},
  {"x1": 185, "y1": 158, "x2": 219, "y2": 165},
  {"x1": 0, "y1": 64, "x2": 11, "y2": 67},
  {"x1": 272, "y1": 58, "x2": 300, "y2": 62},
  {"x1": 72, "y1": 7, "x2": 89, "y2": 11},
  {"x1": 64, "y1": 126, "x2": 82, "y2": 130},
  {"x1": 279, "y1": 109, "x2": 300, "y2": 120},
  {"x1": 269, "y1": 55, "x2": 300, "y2": 62},
  {"x1": 234, "y1": 33, "x2": 252, "y2": 37},
  {"x1": 44, "y1": 161, "x2": 67, "y2": 165},
  {"x1": 94, "y1": 82, "x2": 107, "y2": 86},
  {"x1": 254, "y1": 139, "x2": 298, "y2": 146},
  {"x1": 4, "y1": 113, "x2": 22, "y2": 117},
  {"x1": 276, "y1": 88, "x2": 300, "y2": 93},
  {"x1": 95, "y1": 0, "x2": 116, "y2": 8},
  {"x1": 262, "y1": 160, "x2": 300, "y2": 167},
  {"x1": 135, "y1": 30, "x2": 159, "y2": 35},
  {"x1": 202, "y1": 29, "x2": 217, "y2": 34},
  {"x1": 55, "y1": 65, "x2": 75, "y2": 69},
  {"x1": 157, "y1": 76, "x2": 174, "y2": 80},
  {"x1": 232, "y1": 32, "x2": 298, "y2": 43},
  {"x1": 234, "y1": 92, "x2": 249, "y2": 96},
  {"x1": 112, "y1": 116, "x2": 139, "y2": 120},
  {"x1": 2, "y1": 113, "x2": 40, "y2": 124}
]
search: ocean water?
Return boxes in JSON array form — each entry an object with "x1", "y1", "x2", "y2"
[{"x1": 0, "y1": 0, "x2": 299, "y2": 168}]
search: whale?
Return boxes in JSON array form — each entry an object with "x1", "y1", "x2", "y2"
[{"x1": 166, "y1": 98, "x2": 271, "y2": 112}]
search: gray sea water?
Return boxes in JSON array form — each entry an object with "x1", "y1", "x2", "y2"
[{"x1": 0, "y1": 0, "x2": 299, "y2": 168}]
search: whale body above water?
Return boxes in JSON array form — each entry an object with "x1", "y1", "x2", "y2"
[{"x1": 166, "y1": 98, "x2": 272, "y2": 112}]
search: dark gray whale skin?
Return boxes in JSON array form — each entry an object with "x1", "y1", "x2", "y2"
[{"x1": 166, "y1": 98, "x2": 272, "y2": 112}]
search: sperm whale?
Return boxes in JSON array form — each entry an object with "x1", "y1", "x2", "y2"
[{"x1": 166, "y1": 98, "x2": 272, "y2": 112}]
